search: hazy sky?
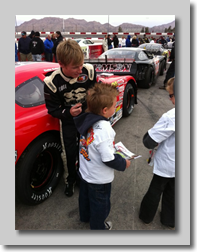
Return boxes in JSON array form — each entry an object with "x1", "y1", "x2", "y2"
[{"x1": 15, "y1": 15, "x2": 175, "y2": 27}]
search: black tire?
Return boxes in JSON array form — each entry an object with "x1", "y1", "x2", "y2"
[
  {"x1": 123, "y1": 83, "x2": 135, "y2": 117},
  {"x1": 143, "y1": 67, "x2": 153, "y2": 89},
  {"x1": 16, "y1": 134, "x2": 63, "y2": 205}
]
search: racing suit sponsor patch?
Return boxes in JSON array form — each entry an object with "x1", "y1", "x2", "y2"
[{"x1": 77, "y1": 74, "x2": 88, "y2": 83}]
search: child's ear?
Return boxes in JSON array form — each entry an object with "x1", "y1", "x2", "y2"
[{"x1": 102, "y1": 107, "x2": 107, "y2": 115}]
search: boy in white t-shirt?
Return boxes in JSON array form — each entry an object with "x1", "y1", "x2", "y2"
[
  {"x1": 74, "y1": 83, "x2": 131, "y2": 230},
  {"x1": 139, "y1": 77, "x2": 175, "y2": 229}
]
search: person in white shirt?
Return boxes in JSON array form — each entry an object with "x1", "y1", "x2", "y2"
[
  {"x1": 102, "y1": 35, "x2": 108, "y2": 52},
  {"x1": 121, "y1": 36, "x2": 126, "y2": 47},
  {"x1": 139, "y1": 77, "x2": 175, "y2": 228},
  {"x1": 74, "y1": 83, "x2": 131, "y2": 230}
]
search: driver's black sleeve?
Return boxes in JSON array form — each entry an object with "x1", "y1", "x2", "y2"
[
  {"x1": 143, "y1": 132, "x2": 158, "y2": 149},
  {"x1": 44, "y1": 83, "x2": 72, "y2": 120}
]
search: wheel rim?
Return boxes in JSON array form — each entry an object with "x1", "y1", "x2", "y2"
[
  {"x1": 30, "y1": 150, "x2": 54, "y2": 189},
  {"x1": 127, "y1": 88, "x2": 135, "y2": 111}
]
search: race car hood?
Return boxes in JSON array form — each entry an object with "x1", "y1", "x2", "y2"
[{"x1": 74, "y1": 112, "x2": 108, "y2": 136}]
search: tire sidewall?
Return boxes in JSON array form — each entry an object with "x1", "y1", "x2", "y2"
[
  {"x1": 123, "y1": 83, "x2": 135, "y2": 117},
  {"x1": 143, "y1": 67, "x2": 153, "y2": 88},
  {"x1": 16, "y1": 135, "x2": 63, "y2": 205}
]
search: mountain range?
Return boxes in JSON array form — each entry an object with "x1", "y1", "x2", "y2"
[{"x1": 15, "y1": 17, "x2": 175, "y2": 33}]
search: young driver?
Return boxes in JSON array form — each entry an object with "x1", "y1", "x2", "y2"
[{"x1": 44, "y1": 39, "x2": 96, "y2": 197}]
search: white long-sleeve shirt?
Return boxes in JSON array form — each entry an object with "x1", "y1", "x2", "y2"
[{"x1": 148, "y1": 108, "x2": 175, "y2": 177}]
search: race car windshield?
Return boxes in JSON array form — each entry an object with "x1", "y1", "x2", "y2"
[
  {"x1": 99, "y1": 50, "x2": 136, "y2": 60},
  {"x1": 75, "y1": 39, "x2": 94, "y2": 44},
  {"x1": 140, "y1": 44, "x2": 162, "y2": 51}
]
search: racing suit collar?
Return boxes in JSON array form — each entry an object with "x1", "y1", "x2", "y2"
[{"x1": 59, "y1": 68, "x2": 78, "y2": 84}]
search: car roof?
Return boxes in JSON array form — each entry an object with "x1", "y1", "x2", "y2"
[
  {"x1": 15, "y1": 61, "x2": 59, "y2": 70},
  {"x1": 139, "y1": 43, "x2": 162, "y2": 47},
  {"x1": 15, "y1": 62, "x2": 59, "y2": 87},
  {"x1": 109, "y1": 47, "x2": 143, "y2": 51}
]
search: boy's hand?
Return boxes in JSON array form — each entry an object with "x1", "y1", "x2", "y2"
[
  {"x1": 70, "y1": 103, "x2": 82, "y2": 117},
  {"x1": 126, "y1": 159, "x2": 131, "y2": 168}
]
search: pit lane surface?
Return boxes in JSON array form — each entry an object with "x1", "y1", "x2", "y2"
[{"x1": 15, "y1": 66, "x2": 174, "y2": 230}]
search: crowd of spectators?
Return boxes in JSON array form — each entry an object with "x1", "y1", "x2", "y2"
[
  {"x1": 103, "y1": 33, "x2": 175, "y2": 49},
  {"x1": 15, "y1": 30, "x2": 64, "y2": 62},
  {"x1": 15, "y1": 30, "x2": 175, "y2": 62}
]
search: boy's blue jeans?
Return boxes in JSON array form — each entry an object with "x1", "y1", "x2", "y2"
[{"x1": 79, "y1": 178, "x2": 111, "y2": 230}]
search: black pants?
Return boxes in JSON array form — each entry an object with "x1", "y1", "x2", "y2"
[
  {"x1": 139, "y1": 174, "x2": 175, "y2": 227},
  {"x1": 164, "y1": 60, "x2": 175, "y2": 85},
  {"x1": 62, "y1": 123, "x2": 80, "y2": 184},
  {"x1": 45, "y1": 52, "x2": 53, "y2": 62}
]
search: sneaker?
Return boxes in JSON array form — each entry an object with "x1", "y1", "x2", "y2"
[
  {"x1": 104, "y1": 221, "x2": 112, "y2": 230},
  {"x1": 64, "y1": 182, "x2": 75, "y2": 197}
]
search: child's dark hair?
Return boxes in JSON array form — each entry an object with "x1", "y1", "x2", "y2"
[{"x1": 86, "y1": 83, "x2": 119, "y2": 115}]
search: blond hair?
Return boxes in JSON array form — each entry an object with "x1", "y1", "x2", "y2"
[
  {"x1": 86, "y1": 83, "x2": 119, "y2": 115},
  {"x1": 166, "y1": 77, "x2": 175, "y2": 93},
  {"x1": 56, "y1": 39, "x2": 84, "y2": 66}
]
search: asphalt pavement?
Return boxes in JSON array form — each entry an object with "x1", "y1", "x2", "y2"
[{"x1": 15, "y1": 67, "x2": 175, "y2": 231}]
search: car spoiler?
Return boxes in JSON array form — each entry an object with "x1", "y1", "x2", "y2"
[{"x1": 84, "y1": 56, "x2": 137, "y2": 76}]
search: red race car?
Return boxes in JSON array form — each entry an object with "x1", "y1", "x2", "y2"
[{"x1": 15, "y1": 62, "x2": 137, "y2": 205}]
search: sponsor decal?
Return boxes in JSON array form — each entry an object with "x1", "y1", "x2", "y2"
[
  {"x1": 94, "y1": 63, "x2": 131, "y2": 72},
  {"x1": 77, "y1": 74, "x2": 88, "y2": 83},
  {"x1": 31, "y1": 187, "x2": 52, "y2": 201},
  {"x1": 42, "y1": 142, "x2": 62, "y2": 152}
]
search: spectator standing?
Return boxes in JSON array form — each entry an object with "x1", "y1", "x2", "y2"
[
  {"x1": 159, "y1": 41, "x2": 175, "y2": 89},
  {"x1": 121, "y1": 36, "x2": 126, "y2": 47},
  {"x1": 113, "y1": 34, "x2": 119, "y2": 48},
  {"x1": 44, "y1": 34, "x2": 54, "y2": 62},
  {"x1": 52, "y1": 31, "x2": 64, "y2": 62},
  {"x1": 18, "y1": 31, "x2": 33, "y2": 61},
  {"x1": 159, "y1": 36, "x2": 167, "y2": 46},
  {"x1": 142, "y1": 34, "x2": 150, "y2": 44},
  {"x1": 166, "y1": 36, "x2": 170, "y2": 42},
  {"x1": 51, "y1": 33, "x2": 57, "y2": 44},
  {"x1": 131, "y1": 35, "x2": 139, "y2": 47},
  {"x1": 126, "y1": 35, "x2": 131, "y2": 47},
  {"x1": 107, "y1": 34, "x2": 112, "y2": 50},
  {"x1": 102, "y1": 35, "x2": 108, "y2": 52},
  {"x1": 28, "y1": 30, "x2": 35, "y2": 39},
  {"x1": 139, "y1": 77, "x2": 175, "y2": 229},
  {"x1": 150, "y1": 39, "x2": 155, "y2": 44},
  {"x1": 139, "y1": 38, "x2": 143, "y2": 45},
  {"x1": 29, "y1": 31, "x2": 45, "y2": 61}
]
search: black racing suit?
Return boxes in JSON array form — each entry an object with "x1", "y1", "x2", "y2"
[{"x1": 44, "y1": 64, "x2": 96, "y2": 184}]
